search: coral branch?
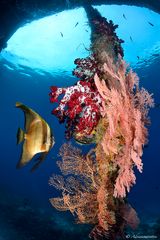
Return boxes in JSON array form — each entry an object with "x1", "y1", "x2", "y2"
[
  {"x1": 49, "y1": 80, "x2": 102, "y2": 139},
  {"x1": 94, "y1": 56, "x2": 153, "y2": 198}
]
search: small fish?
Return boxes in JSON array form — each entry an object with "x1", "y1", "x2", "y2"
[
  {"x1": 123, "y1": 14, "x2": 127, "y2": 20},
  {"x1": 130, "y1": 36, "x2": 133, "y2": 42},
  {"x1": 75, "y1": 22, "x2": 79, "y2": 27},
  {"x1": 85, "y1": 29, "x2": 89, "y2": 32},
  {"x1": 137, "y1": 56, "x2": 140, "y2": 60},
  {"x1": 148, "y1": 21, "x2": 154, "y2": 26},
  {"x1": 60, "y1": 32, "x2": 63, "y2": 37},
  {"x1": 16, "y1": 102, "x2": 55, "y2": 172}
]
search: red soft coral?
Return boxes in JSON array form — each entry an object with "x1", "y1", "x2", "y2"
[{"x1": 50, "y1": 80, "x2": 102, "y2": 139}]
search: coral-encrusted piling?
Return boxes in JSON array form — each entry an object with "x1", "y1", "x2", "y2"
[{"x1": 49, "y1": 5, "x2": 154, "y2": 239}]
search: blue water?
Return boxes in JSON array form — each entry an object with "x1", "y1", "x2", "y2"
[
  {"x1": 0, "y1": 60, "x2": 94, "y2": 239},
  {"x1": 1, "y1": 5, "x2": 160, "y2": 240},
  {"x1": 129, "y1": 58, "x2": 160, "y2": 216}
]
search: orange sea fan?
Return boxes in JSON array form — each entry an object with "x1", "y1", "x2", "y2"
[
  {"x1": 49, "y1": 144, "x2": 99, "y2": 223},
  {"x1": 49, "y1": 143, "x2": 118, "y2": 236}
]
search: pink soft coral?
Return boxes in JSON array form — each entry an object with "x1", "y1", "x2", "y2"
[{"x1": 94, "y1": 55, "x2": 154, "y2": 198}]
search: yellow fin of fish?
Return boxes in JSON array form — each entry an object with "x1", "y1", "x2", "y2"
[
  {"x1": 16, "y1": 141, "x2": 35, "y2": 169},
  {"x1": 17, "y1": 127, "x2": 25, "y2": 144}
]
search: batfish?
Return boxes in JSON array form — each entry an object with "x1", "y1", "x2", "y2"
[{"x1": 16, "y1": 102, "x2": 55, "y2": 172}]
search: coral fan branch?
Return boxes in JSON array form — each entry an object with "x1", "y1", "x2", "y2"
[{"x1": 94, "y1": 56, "x2": 153, "y2": 198}]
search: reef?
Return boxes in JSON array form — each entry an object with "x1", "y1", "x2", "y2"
[{"x1": 49, "y1": 5, "x2": 154, "y2": 240}]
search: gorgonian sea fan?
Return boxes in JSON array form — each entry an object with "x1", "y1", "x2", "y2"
[
  {"x1": 49, "y1": 80, "x2": 102, "y2": 139},
  {"x1": 49, "y1": 143, "x2": 140, "y2": 239}
]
